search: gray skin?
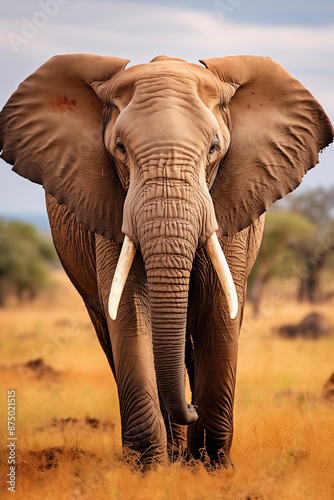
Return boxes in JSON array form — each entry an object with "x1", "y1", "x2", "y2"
[
  {"x1": 1, "y1": 54, "x2": 333, "y2": 467},
  {"x1": 46, "y1": 193, "x2": 264, "y2": 464}
]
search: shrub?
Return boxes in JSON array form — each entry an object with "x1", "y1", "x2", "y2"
[{"x1": 0, "y1": 219, "x2": 58, "y2": 305}]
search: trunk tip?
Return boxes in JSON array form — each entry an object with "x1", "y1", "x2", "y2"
[
  {"x1": 187, "y1": 404, "x2": 199, "y2": 422},
  {"x1": 171, "y1": 404, "x2": 198, "y2": 425}
]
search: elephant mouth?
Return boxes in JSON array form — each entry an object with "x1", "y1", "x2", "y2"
[{"x1": 108, "y1": 231, "x2": 238, "y2": 321}]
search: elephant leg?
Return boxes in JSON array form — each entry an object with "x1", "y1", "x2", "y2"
[
  {"x1": 187, "y1": 322, "x2": 238, "y2": 465},
  {"x1": 159, "y1": 389, "x2": 188, "y2": 460},
  {"x1": 187, "y1": 244, "x2": 245, "y2": 466},
  {"x1": 46, "y1": 193, "x2": 115, "y2": 373},
  {"x1": 95, "y1": 235, "x2": 167, "y2": 466},
  {"x1": 85, "y1": 305, "x2": 116, "y2": 376}
]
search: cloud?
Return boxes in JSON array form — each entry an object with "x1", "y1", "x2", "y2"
[
  {"x1": 1, "y1": 0, "x2": 333, "y2": 213},
  {"x1": 1, "y1": 2, "x2": 333, "y2": 93}
]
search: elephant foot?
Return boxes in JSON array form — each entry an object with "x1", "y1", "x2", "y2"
[
  {"x1": 185, "y1": 448, "x2": 233, "y2": 470},
  {"x1": 122, "y1": 446, "x2": 168, "y2": 471},
  {"x1": 167, "y1": 442, "x2": 188, "y2": 463},
  {"x1": 206, "y1": 449, "x2": 234, "y2": 469},
  {"x1": 187, "y1": 420, "x2": 234, "y2": 468},
  {"x1": 187, "y1": 418, "x2": 205, "y2": 460},
  {"x1": 121, "y1": 416, "x2": 168, "y2": 470},
  {"x1": 159, "y1": 394, "x2": 188, "y2": 462},
  {"x1": 166, "y1": 421, "x2": 188, "y2": 462}
]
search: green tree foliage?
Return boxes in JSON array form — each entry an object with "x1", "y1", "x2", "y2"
[
  {"x1": 0, "y1": 219, "x2": 58, "y2": 305},
  {"x1": 249, "y1": 187, "x2": 334, "y2": 310},
  {"x1": 248, "y1": 212, "x2": 316, "y2": 309},
  {"x1": 249, "y1": 211, "x2": 316, "y2": 285},
  {"x1": 282, "y1": 187, "x2": 334, "y2": 227}
]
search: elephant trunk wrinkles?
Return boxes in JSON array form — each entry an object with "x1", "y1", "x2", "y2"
[
  {"x1": 142, "y1": 233, "x2": 198, "y2": 425},
  {"x1": 133, "y1": 177, "x2": 203, "y2": 423},
  {"x1": 122, "y1": 159, "x2": 218, "y2": 425}
]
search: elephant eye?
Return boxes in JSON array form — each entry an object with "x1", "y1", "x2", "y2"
[
  {"x1": 115, "y1": 137, "x2": 126, "y2": 154},
  {"x1": 209, "y1": 136, "x2": 220, "y2": 155}
]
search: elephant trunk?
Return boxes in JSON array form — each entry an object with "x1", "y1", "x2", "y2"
[
  {"x1": 128, "y1": 171, "x2": 206, "y2": 425},
  {"x1": 142, "y1": 233, "x2": 198, "y2": 425}
]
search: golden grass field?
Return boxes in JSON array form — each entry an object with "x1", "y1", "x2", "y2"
[{"x1": 1, "y1": 270, "x2": 334, "y2": 500}]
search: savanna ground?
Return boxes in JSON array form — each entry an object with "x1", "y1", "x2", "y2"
[{"x1": 0, "y1": 271, "x2": 334, "y2": 500}]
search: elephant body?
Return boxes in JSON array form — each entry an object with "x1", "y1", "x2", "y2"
[
  {"x1": 46, "y1": 192, "x2": 264, "y2": 463},
  {"x1": 1, "y1": 54, "x2": 333, "y2": 466}
]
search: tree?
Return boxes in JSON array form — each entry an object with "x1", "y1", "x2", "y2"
[
  {"x1": 0, "y1": 219, "x2": 58, "y2": 305},
  {"x1": 249, "y1": 186, "x2": 334, "y2": 312},
  {"x1": 280, "y1": 187, "x2": 334, "y2": 227},
  {"x1": 294, "y1": 221, "x2": 334, "y2": 303},
  {"x1": 248, "y1": 211, "x2": 317, "y2": 313}
]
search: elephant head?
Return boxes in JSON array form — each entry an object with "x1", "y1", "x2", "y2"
[{"x1": 1, "y1": 54, "x2": 333, "y2": 426}]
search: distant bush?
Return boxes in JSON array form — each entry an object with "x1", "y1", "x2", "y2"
[{"x1": 0, "y1": 219, "x2": 58, "y2": 305}]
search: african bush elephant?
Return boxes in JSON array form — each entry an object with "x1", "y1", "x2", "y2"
[{"x1": 1, "y1": 54, "x2": 333, "y2": 467}]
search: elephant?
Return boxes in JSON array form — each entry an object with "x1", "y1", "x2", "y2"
[{"x1": 0, "y1": 54, "x2": 333, "y2": 467}]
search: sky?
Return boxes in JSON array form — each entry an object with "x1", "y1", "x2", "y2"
[{"x1": 0, "y1": 0, "x2": 333, "y2": 216}]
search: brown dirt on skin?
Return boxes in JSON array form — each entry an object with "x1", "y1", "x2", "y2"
[{"x1": 49, "y1": 95, "x2": 77, "y2": 113}]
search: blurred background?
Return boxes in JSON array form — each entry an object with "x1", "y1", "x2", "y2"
[{"x1": 1, "y1": 2, "x2": 334, "y2": 497}]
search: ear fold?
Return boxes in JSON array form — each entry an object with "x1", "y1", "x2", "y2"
[
  {"x1": 201, "y1": 56, "x2": 334, "y2": 236},
  {"x1": 0, "y1": 54, "x2": 129, "y2": 242}
]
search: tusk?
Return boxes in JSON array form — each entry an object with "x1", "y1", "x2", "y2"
[
  {"x1": 108, "y1": 235, "x2": 136, "y2": 320},
  {"x1": 205, "y1": 232, "x2": 238, "y2": 320}
]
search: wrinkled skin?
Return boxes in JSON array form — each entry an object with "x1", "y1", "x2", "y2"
[{"x1": 1, "y1": 54, "x2": 333, "y2": 467}]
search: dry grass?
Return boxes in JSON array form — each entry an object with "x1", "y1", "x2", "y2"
[{"x1": 1, "y1": 270, "x2": 334, "y2": 499}]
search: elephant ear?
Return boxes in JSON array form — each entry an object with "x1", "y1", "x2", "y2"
[
  {"x1": 201, "y1": 56, "x2": 334, "y2": 236},
  {"x1": 0, "y1": 54, "x2": 129, "y2": 241}
]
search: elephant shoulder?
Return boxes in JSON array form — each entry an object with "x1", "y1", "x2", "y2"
[{"x1": 45, "y1": 192, "x2": 99, "y2": 306}]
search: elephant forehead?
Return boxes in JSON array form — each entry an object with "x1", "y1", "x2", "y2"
[{"x1": 110, "y1": 61, "x2": 224, "y2": 107}]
